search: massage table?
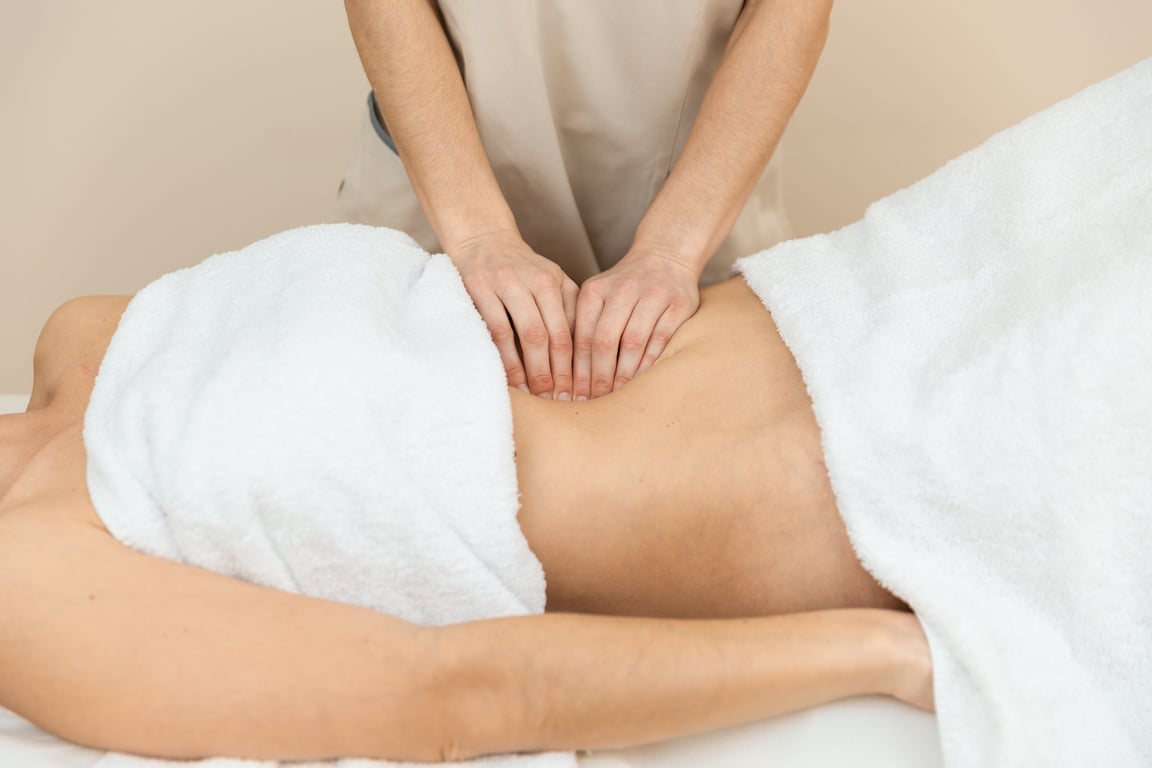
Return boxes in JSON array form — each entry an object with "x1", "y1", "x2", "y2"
[{"x1": 0, "y1": 700, "x2": 941, "y2": 768}]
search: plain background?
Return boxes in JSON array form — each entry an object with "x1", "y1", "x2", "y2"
[{"x1": 2, "y1": 1, "x2": 1150, "y2": 394}]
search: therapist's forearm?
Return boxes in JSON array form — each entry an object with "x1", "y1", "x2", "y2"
[
  {"x1": 633, "y1": 0, "x2": 833, "y2": 273},
  {"x1": 344, "y1": 0, "x2": 516, "y2": 248}
]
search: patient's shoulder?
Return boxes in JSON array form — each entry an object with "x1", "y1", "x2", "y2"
[{"x1": 29, "y1": 296, "x2": 131, "y2": 410}]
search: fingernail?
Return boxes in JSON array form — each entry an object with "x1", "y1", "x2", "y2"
[
  {"x1": 557, "y1": 392, "x2": 571, "y2": 401},
  {"x1": 575, "y1": 395, "x2": 588, "y2": 402},
  {"x1": 518, "y1": 384, "x2": 530, "y2": 394},
  {"x1": 538, "y1": 391, "x2": 552, "y2": 400}
]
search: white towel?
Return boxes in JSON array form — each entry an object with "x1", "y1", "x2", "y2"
[
  {"x1": 738, "y1": 59, "x2": 1152, "y2": 767},
  {"x1": 83, "y1": 224, "x2": 576, "y2": 768}
]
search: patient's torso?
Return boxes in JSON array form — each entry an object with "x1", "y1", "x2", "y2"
[
  {"x1": 7, "y1": 282, "x2": 900, "y2": 621},
  {"x1": 513, "y1": 279, "x2": 902, "y2": 617}
]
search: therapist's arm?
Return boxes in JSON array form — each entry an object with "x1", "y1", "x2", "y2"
[
  {"x1": 344, "y1": 0, "x2": 578, "y2": 400},
  {"x1": 575, "y1": 0, "x2": 833, "y2": 399},
  {"x1": 0, "y1": 510, "x2": 932, "y2": 763}
]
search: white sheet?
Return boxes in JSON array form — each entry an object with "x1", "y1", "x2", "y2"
[{"x1": 0, "y1": 701, "x2": 941, "y2": 768}]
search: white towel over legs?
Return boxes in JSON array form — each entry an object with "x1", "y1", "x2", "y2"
[{"x1": 738, "y1": 59, "x2": 1152, "y2": 767}]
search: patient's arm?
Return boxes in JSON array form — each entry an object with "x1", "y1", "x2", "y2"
[{"x1": 0, "y1": 505, "x2": 929, "y2": 763}]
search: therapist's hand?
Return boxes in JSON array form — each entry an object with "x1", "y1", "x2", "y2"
[
  {"x1": 574, "y1": 247, "x2": 700, "y2": 400},
  {"x1": 447, "y1": 229, "x2": 579, "y2": 399}
]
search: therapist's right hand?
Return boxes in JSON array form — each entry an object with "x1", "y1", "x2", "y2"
[{"x1": 446, "y1": 229, "x2": 579, "y2": 400}]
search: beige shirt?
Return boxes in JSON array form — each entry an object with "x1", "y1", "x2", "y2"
[{"x1": 337, "y1": 0, "x2": 791, "y2": 285}]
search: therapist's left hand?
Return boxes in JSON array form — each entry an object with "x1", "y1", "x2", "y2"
[{"x1": 573, "y1": 247, "x2": 700, "y2": 400}]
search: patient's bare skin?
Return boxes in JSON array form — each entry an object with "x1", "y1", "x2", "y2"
[
  {"x1": 0, "y1": 282, "x2": 926, "y2": 762},
  {"x1": 515, "y1": 277, "x2": 903, "y2": 617}
]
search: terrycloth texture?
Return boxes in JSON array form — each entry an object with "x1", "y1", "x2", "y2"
[
  {"x1": 737, "y1": 58, "x2": 1152, "y2": 767},
  {"x1": 83, "y1": 224, "x2": 575, "y2": 768}
]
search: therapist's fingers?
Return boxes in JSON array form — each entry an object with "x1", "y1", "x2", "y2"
[
  {"x1": 561, "y1": 276, "x2": 579, "y2": 337},
  {"x1": 500, "y1": 283, "x2": 557, "y2": 397},
  {"x1": 612, "y1": 298, "x2": 668, "y2": 390},
  {"x1": 532, "y1": 281, "x2": 575, "y2": 400},
  {"x1": 558, "y1": 277, "x2": 579, "y2": 400},
  {"x1": 635, "y1": 308, "x2": 683, "y2": 377},
  {"x1": 572, "y1": 289, "x2": 603, "y2": 401},
  {"x1": 587, "y1": 294, "x2": 639, "y2": 400},
  {"x1": 471, "y1": 288, "x2": 529, "y2": 392}
]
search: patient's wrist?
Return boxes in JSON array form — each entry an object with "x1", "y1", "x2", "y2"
[{"x1": 875, "y1": 610, "x2": 935, "y2": 712}]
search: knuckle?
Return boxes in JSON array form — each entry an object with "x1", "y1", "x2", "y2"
[
  {"x1": 464, "y1": 274, "x2": 490, "y2": 293},
  {"x1": 528, "y1": 371, "x2": 554, "y2": 390},
  {"x1": 487, "y1": 322, "x2": 515, "y2": 343},
  {"x1": 573, "y1": 336, "x2": 596, "y2": 355},
  {"x1": 614, "y1": 371, "x2": 633, "y2": 387},
  {"x1": 614, "y1": 277, "x2": 638, "y2": 294},
  {"x1": 548, "y1": 331, "x2": 573, "y2": 352},
  {"x1": 582, "y1": 279, "x2": 607, "y2": 298},
  {"x1": 519, "y1": 323, "x2": 549, "y2": 346},
  {"x1": 504, "y1": 362, "x2": 525, "y2": 381},
  {"x1": 495, "y1": 266, "x2": 520, "y2": 284},
  {"x1": 592, "y1": 333, "x2": 618, "y2": 353},
  {"x1": 530, "y1": 273, "x2": 558, "y2": 293},
  {"x1": 591, "y1": 375, "x2": 614, "y2": 392},
  {"x1": 619, "y1": 330, "x2": 647, "y2": 352}
]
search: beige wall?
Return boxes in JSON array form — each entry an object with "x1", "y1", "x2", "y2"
[{"x1": 1, "y1": 1, "x2": 1150, "y2": 394}]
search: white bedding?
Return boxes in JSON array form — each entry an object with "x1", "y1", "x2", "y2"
[{"x1": 0, "y1": 701, "x2": 941, "y2": 768}]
